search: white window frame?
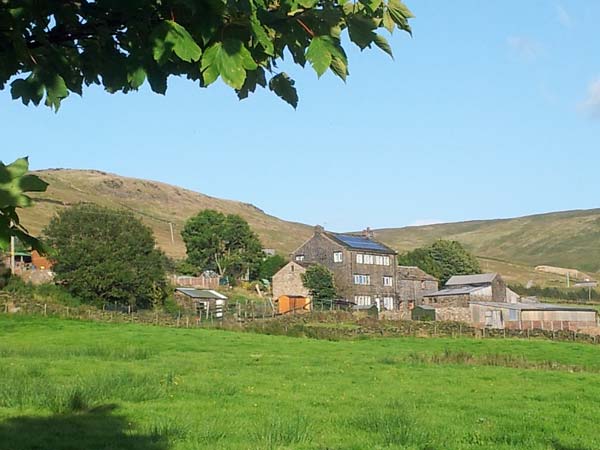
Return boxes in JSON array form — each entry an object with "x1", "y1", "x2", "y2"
[
  {"x1": 356, "y1": 254, "x2": 363, "y2": 264},
  {"x1": 363, "y1": 254, "x2": 374, "y2": 265},
  {"x1": 353, "y1": 274, "x2": 371, "y2": 285},
  {"x1": 383, "y1": 297, "x2": 394, "y2": 310},
  {"x1": 354, "y1": 295, "x2": 372, "y2": 306},
  {"x1": 383, "y1": 256, "x2": 391, "y2": 266},
  {"x1": 383, "y1": 276, "x2": 393, "y2": 287},
  {"x1": 333, "y1": 251, "x2": 343, "y2": 263},
  {"x1": 375, "y1": 255, "x2": 383, "y2": 265},
  {"x1": 295, "y1": 255, "x2": 304, "y2": 262}
]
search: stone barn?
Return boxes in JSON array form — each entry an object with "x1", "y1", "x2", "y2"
[
  {"x1": 422, "y1": 273, "x2": 519, "y2": 306},
  {"x1": 272, "y1": 261, "x2": 311, "y2": 300}
]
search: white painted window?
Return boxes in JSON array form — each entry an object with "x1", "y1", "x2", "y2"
[
  {"x1": 383, "y1": 297, "x2": 395, "y2": 310},
  {"x1": 356, "y1": 254, "x2": 363, "y2": 264},
  {"x1": 375, "y1": 255, "x2": 383, "y2": 265},
  {"x1": 353, "y1": 274, "x2": 371, "y2": 285},
  {"x1": 354, "y1": 295, "x2": 372, "y2": 306},
  {"x1": 383, "y1": 276, "x2": 393, "y2": 287},
  {"x1": 383, "y1": 256, "x2": 391, "y2": 266},
  {"x1": 363, "y1": 254, "x2": 374, "y2": 265},
  {"x1": 333, "y1": 251, "x2": 343, "y2": 263},
  {"x1": 295, "y1": 255, "x2": 304, "y2": 262}
]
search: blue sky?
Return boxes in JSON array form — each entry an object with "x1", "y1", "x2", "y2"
[{"x1": 2, "y1": 1, "x2": 599, "y2": 231}]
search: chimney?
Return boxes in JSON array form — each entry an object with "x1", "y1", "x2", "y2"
[
  {"x1": 363, "y1": 227, "x2": 374, "y2": 239},
  {"x1": 314, "y1": 225, "x2": 324, "y2": 234}
]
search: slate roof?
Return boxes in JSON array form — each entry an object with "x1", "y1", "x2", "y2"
[
  {"x1": 424, "y1": 285, "x2": 487, "y2": 297},
  {"x1": 446, "y1": 273, "x2": 498, "y2": 286},
  {"x1": 175, "y1": 288, "x2": 228, "y2": 300},
  {"x1": 325, "y1": 232, "x2": 396, "y2": 254},
  {"x1": 397, "y1": 266, "x2": 437, "y2": 281},
  {"x1": 470, "y1": 301, "x2": 597, "y2": 313}
]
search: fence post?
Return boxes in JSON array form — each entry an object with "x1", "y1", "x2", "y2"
[
  {"x1": 66, "y1": 307, "x2": 70, "y2": 318},
  {"x1": 44, "y1": 304, "x2": 47, "y2": 316}
]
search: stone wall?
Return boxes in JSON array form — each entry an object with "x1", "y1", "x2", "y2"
[{"x1": 434, "y1": 306, "x2": 471, "y2": 322}]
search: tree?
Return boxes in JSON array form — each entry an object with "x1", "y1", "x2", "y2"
[
  {"x1": 398, "y1": 240, "x2": 481, "y2": 285},
  {"x1": 258, "y1": 254, "x2": 287, "y2": 280},
  {"x1": 301, "y1": 264, "x2": 337, "y2": 304},
  {"x1": 0, "y1": 157, "x2": 48, "y2": 253},
  {"x1": 181, "y1": 209, "x2": 263, "y2": 281},
  {"x1": 1, "y1": 0, "x2": 413, "y2": 110},
  {"x1": 44, "y1": 204, "x2": 168, "y2": 308}
]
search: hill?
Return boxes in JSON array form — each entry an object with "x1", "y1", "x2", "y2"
[
  {"x1": 20, "y1": 169, "x2": 312, "y2": 260},
  {"x1": 374, "y1": 209, "x2": 600, "y2": 274}
]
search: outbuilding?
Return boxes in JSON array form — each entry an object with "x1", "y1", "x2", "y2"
[
  {"x1": 470, "y1": 301, "x2": 598, "y2": 331},
  {"x1": 174, "y1": 288, "x2": 228, "y2": 318}
]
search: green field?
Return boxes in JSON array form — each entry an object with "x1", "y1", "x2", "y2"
[{"x1": 1, "y1": 317, "x2": 599, "y2": 450}]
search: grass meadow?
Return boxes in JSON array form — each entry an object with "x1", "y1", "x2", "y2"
[{"x1": 1, "y1": 316, "x2": 599, "y2": 450}]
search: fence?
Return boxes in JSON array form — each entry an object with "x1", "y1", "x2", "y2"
[{"x1": 2, "y1": 295, "x2": 599, "y2": 345}]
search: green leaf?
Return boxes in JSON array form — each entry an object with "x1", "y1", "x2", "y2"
[
  {"x1": 250, "y1": 15, "x2": 274, "y2": 56},
  {"x1": 128, "y1": 67, "x2": 146, "y2": 89},
  {"x1": 348, "y1": 15, "x2": 378, "y2": 50},
  {"x1": 151, "y1": 20, "x2": 202, "y2": 65},
  {"x1": 10, "y1": 75, "x2": 44, "y2": 107},
  {"x1": 306, "y1": 37, "x2": 333, "y2": 77},
  {"x1": 19, "y1": 174, "x2": 49, "y2": 193},
  {"x1": 330, "y1": 56, "x2": 349, "y2": 81},
  {"x1": 269, "y1": 73, "x2": 298, "y2": 108},
  {"x1": 44, "y1": 74, "x2": 69, "y2": 111},
  {"x1": 382, "y1": 10, "x2": 395, "y2": 33},
  {"x1": 374, "y1": 34, "x2": 393, "y2": 58},
  {"x1": 387, "y1": 0, "x2": 414, "y2": 34},
  {"x1": 201, "y1": 40, "x2": 257, "y2": 90}
]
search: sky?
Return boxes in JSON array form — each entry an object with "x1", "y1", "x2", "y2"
[{"x1": 2, "y1": 1, "x2": 599, "y2": 232}]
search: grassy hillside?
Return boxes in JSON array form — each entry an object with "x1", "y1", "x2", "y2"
[
  {"x1": 1, "y1": 316, "x2": 600, "y2": 449},
  {"x1": 20, "y1": 169, "x2": 312, "y2": 260},
  {"x1": 375, "y1": 209, "x2": 600, "y2": 274}
]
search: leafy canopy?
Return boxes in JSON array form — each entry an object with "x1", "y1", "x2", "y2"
[
  {"x1": 258, "y1": 254, "x2": 287, "y2": 280},
  {"x1": 181, "y1": 209, "x2": 263, "y2": 281},
  {"x1": 44, "y1": 204, "x2": 168, "y2": 308},
  {"x1": 1, "y1": 0, "x2": 413, "y2": 109},
  {"x1": 398, "y1": 240, "x2": 482, "y2": 285},
  {"x1": 0, "y1": 157, "x2": 48, "y2": 252},
  {"x1": 301, "y1": 264, "x2": 337, "y2": 302}
]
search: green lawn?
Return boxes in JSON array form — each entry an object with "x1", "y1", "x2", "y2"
[{"x1": 1, "y1": 316, "x2": 599, "y2": 450}]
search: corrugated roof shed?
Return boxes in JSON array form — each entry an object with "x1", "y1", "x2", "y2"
[
  {"x1": 175, "y1": 288, "x2": 228, "y2": 300},
  {"x1": 446, "y1": 273, "x2": 497, "y2": 286},
  {"x1": 470, "y1": 301, "x2": 597, "y2": 312}
]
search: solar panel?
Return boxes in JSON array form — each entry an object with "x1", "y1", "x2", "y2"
[{"x1": 335, "y1": 234, "x2": 390, "y2": 251}]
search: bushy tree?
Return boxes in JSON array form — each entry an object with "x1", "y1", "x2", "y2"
[
  {"x1": 398, "y1": 240, "x2": 481, "y2": 285},
  {"x1": 44, "y1": 204, "x2": 168, "y2": 308},
  {"x1": 258, "y1": 254, "x2": 287, "y2": 280},
  {"x1": 2, "y1": 1, "x2": 413, "y2": 110},
  {"x1": 181, "y1": 209, "x2": 263, "y2": 281},
  {"x1": 301, "y1": 264, "x2": 337, "y2": 303}
]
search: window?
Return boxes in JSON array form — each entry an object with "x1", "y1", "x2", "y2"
[
  {"x1": 356, "y1": 254, "x2": 363, "y2": 264},
  {"x1": 509, "y1": 309, "x2": 518, "y2": 321},
  {"x1": 375, "y1": 255, "x2": 383, "y2": 265},
  {"x1": 383, "y1": 276, "x2": 393, "y2": 287},
  {"x1": 355, "y1": 295, "x2": 372, "y2": 306},
  {"x1": 295, "y1": 255, "x2": 304, "y2": 262},
  {"x1": 353, "y1": 274, "x2": 371, "y2": 285},
  {"x1": 383, "y1": 297, "x2": 394, "y2": 310},
  {"x1": 383, "y1": 256, "x2": 391, "y2": 266},
  {"x1": 333, "y1": 251, "x2": 343, "y2": 263},
  {"x1": 363, "y1": 254, "x2": 374, "y2": 265}
]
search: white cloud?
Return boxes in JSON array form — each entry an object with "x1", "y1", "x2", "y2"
[
  {"x1": 507, "y1": 36, "x2": 541, "y2": 61},
  {"x1": 556, "y1": 4, "x2": 573, "y2": 28},
  {"x1": 408, "y1": 219, "x2": 443, "y2": 227},
  {"x1": 581, "y1": 78, "x2": 600, "y2": 118}
]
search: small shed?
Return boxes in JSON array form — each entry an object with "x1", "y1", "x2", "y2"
[
  {"x1": 277, "y1": 295, "x2": 312, "y2": 315},
  {"x1": 174, "y1": 288, "x2": 228, "y2": 318},
  {"x1": 470, "y1": 301, "x2": 598, "y2": 331}
]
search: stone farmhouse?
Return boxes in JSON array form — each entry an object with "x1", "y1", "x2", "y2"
[{"x1": 273, "y1": 226, "x2": 438, "y2": 311}]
